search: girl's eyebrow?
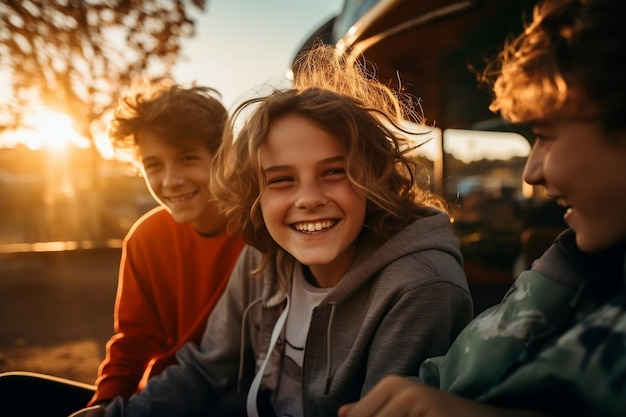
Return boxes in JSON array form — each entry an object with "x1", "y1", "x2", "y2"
[
  {"x1": 322, "y1": 155, "x2": 345, "y2": 164},
  {"x1": 263, "y1": 164, "x2": 290, "y2": 174},
  {"x1": 262, "y1": 155, "x2": 345, "y2": 173}
]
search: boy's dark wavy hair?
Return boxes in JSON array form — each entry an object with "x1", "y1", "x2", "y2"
[
  {"x1": 485, "y1": 0, "x2": 626, "y2": 131},
  {"x1": 108, "y1": 77, "x2": 227, "y2": 164}
]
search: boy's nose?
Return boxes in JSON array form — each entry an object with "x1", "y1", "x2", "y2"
[
  {"x1": 163, "y1": 166, "x2": 185, "y2": 186},
  {"x1": 522, "y1": 145, "x2": 545, "y2": 186}
]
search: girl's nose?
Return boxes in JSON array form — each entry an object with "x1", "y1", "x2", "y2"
[{"x1": 294, "y1": 182, "x2": 328, "y2": 209}]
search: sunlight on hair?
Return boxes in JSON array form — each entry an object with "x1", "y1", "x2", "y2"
[{"x1": 92, "y1": 130, "x2": 115, "y2": 160}]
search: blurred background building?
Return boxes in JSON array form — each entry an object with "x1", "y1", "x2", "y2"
[{"x1": 0, "y1": 145, "x2": 156, "y2": 252}]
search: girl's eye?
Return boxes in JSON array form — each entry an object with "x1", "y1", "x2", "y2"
[
  {"x1": 267, "y1": 176, "x2": 293, "y2": 186},
  {"x1": 324, "y1": 167, "x2": 346, "y2": 176}
]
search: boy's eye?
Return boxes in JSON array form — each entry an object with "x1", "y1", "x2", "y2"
[
  {"x1": 143, "y1": 162, "x2": 161, "y2": 171},
  {"x1": 181, "y1": 155, "x2": 200, "y2": 163},
  {"x1": 531, "y1": 133, "x2": 551, "y2": 148},
  {"x1": 531, "y1": 128, "x2": 551, "y2": 143}
]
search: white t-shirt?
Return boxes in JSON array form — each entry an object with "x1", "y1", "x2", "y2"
[{"x1": 272, "y1": 266, "x2": 331, "y2": 417}]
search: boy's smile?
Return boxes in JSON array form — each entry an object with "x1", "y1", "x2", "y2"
[
  {"x1": 259, "y1": 113, "x2": 366, "y2": 287},
  {"x1": 163, "y1": 191, "x2": 198, "y2": 203},
  {"x1": 137, "y1": 129, "x2": 225, "y2": 235},
  {"x1": 523, "y1": 121, "x2": 626, "y2": 253}
]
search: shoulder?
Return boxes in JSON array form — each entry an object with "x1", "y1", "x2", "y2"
[
  {"x1": 374, "y1": 210, "x2": 458, "y2": 255},
  {"x1": 229, "y1": 246, "x2": 264, "y2": 281},
  {"x1": 124, "y1": 206, "x2": 180, "y2": 240},
  {"x1": 370, "y1": 250, "x2": 469, "y2": 301},
  {"x1": 224, "y1": 245, "x2": 284, "y2": 304},
  {"x1": 387, "y1": 248, "x2": 463, "y2": 277},
  {"x1": 383, "y1": 211, "x2": 464, "y2": 284},
  {"x1": 403, "y1": 208, "x2": 454, "y2": 232},
  {"x1": 398, "y1": 210, "x2": 461, "y2": 255},
  {"x1": 530, "y1": 228, "x2": 590, "y2": 289},
  {"x1": 132, "y1": 206, "x2": 173, "y2": 228}
]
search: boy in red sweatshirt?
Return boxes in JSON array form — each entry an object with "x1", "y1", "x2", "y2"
[
  {"x1": 88, "y1": 77, "x2": 244, "y2": 406},
  {"x1": 0, "y1": 78, "x2": 245, "y2": 416}
]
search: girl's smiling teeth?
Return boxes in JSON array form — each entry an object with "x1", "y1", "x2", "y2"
[
  {"x1": 166, "y1": 191, "x2": 197, "y2": 203},
  {"x1": 292, "y1": 219, "x2": 337, "y2": 232}
]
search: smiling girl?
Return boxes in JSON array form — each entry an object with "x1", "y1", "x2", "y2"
[{"x1": 78, "y1": 45, "x2": 473, "y2": 417}]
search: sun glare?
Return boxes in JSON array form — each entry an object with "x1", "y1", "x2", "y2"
[{"x1": 0, "y1": 108, "x2": 91, "y2": 151}]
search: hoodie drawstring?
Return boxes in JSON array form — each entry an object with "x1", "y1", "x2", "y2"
[
  {"x1": 247, "y1": 297, "x2": 290, "y2": 417},
  {"x1": 237, "y1": 297, "x2": 263, "y2": 393},
  {"x1": 323, "y1": 302, "x2": 337, "y2": 395}
]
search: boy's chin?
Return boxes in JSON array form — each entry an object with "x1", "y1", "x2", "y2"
[
  {"x1": 575, "y1": 230, "x2": 621, "y2": 254},
  {"x1": 168, "y1": 209, "x2": 199, "y2": 225}
]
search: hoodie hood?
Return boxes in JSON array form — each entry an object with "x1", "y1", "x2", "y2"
[
  {"x1": 258, "y1": 208, "x2": 461, "y2": 307},
  {"x1": 329, "y1": 208, "x2": 462, "y2": 304}
]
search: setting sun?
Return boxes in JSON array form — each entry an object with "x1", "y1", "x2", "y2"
[{"x1": 0, "y1": 108, "x2": 91, "y2": 151}]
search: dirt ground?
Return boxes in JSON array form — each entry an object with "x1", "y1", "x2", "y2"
[{"x1": 0, "y1": 248, "x2": 121, "y2": 385}]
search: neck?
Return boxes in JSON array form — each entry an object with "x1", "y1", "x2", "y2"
[
  {"x1": 193, "y1": 215, "x2": 228, "y2": 237},
  {"x1": 306, "y1": 262, "x2": 350, "y2": 288}
]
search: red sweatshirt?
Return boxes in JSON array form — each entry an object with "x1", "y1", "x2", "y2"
[{"x1": 89, "y1": 206, "x2": 244, "y2": 405}]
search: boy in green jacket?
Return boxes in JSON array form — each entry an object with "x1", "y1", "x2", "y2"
[{"x1": 339, "y1": 0, "x2": 626, "y2": 416}]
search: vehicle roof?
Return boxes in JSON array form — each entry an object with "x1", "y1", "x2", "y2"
[{"x1": 293, "y1": 0, "x2": 537, "y2": 132}]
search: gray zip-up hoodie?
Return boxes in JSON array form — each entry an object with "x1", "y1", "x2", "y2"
[{"x1": 104, "y1": 209, "x2": 473, "y2": 417}]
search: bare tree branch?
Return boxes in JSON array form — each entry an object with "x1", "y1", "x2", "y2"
[{"x1": 0, "y1": 0, "x2": 207, "y2": 138}]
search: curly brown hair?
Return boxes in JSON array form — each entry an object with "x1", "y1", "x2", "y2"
[
  {"x1": 484, "y1": 0, "x2": 626, "y2": 130},
  {"x1": 211, "y1": 45, "x2": 446, "y2": 271}
]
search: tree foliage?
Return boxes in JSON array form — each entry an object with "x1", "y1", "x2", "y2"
[{"x1": 0, "y1": 0, "x2": 207, "y2": 138}]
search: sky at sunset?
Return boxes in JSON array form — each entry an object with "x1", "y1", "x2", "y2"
[
  {"x1": 0, "y1": 0, "x2": 343, "y2": 149},
  {"x1": 172, "y1": 0, "x2": 344, "y2": 109},
  {"x1": 0, "y1": 0, "x2": 531, "y2": 163}
]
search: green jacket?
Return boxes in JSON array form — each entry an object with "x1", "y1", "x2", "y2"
[{"x1": 420, "y1": 229, "x2": 626, "y2": 417}]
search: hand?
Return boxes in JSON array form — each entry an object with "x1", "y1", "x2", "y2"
[
  {"x1": 338, "y1": 376, "x2": 466, "y2": 417},
  {"x1": 68, "y1": 405, "x2": 105, "y2": 417},
  {"x1": 338, "y1": 375, "x2": 552, "y2": 417}
]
